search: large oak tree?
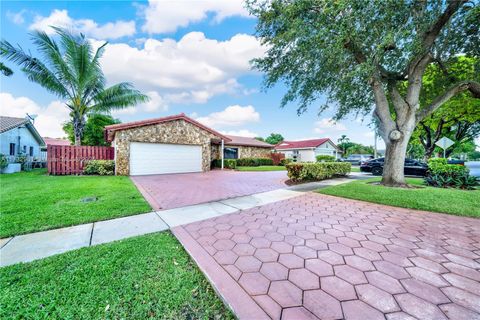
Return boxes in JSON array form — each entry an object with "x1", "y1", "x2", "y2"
[{"x1": 247, "y1": 0, "x2": 480, "y2": 186}]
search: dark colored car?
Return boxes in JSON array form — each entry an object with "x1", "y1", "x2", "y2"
[{"x1": 360, "y1": 158, "x2": 428, "y2": 176}]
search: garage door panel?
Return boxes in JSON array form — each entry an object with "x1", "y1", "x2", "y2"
[{"x1": 130, "y1": 142, "x2": 202, "y2": 175}]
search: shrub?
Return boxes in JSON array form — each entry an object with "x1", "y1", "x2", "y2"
[
  {"x1": 236, "y1": 158, "x2": 273, "y2": 166},
  {"x1": 83, "y1": 160, "x2": 115, "y2": 175},
  {"x1": 286, "y1": 162, "x2": 351, "y2": 182},
  {"x1": 316, "y1": 155, "x2": 336, "y2": 162},
  {"x1": 0, "y1": 154, "x2": 8, "y2": 170},
  {"x1": 279, "y1": 158, "x2": 293, "y2": 166},
  {"x1": 270, "y1": 153, "x2": 285, "y2": 165},
  {"x1": 211, "y1": 159, "x2": 237, "y2": 169},
  {"x1": 424, "y1": 158, "x2": 478, "y2": 189}
]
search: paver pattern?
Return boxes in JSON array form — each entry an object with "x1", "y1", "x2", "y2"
[
  {"x1": 131, "y1": 170, "x2": 287, "y2": 210},
  {"x1": 175, "y1": 193, "x2": 480, "y2": 319}
]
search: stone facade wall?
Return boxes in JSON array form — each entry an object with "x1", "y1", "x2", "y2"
[
  {"x1": 222, "y1": 145, "x2": 273, "y2": 159},
  {"x1": 114, "y1": 119, "x2": 219, "y2": 175}
]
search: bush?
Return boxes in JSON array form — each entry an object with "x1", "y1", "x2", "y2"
[
  {"x1": 424, "y1": 158, "x2": 478, "y2": 189},
  {"x1": 279, "y1": 158, "x2": 293, "y2": 166},
  {"x1": 286, "y1": 162, "x2": 351, "y2": 182},
  {"x1": 83, "y1": 160, "x2": 115, "y2": 175},
  {"x1": 211, "y1": 159, "x2": 237, "y2": 169},
  {"x1": 270, "y1": 153, "x2": 285, "y2": 165},
  {"x1": 0, "y1": 154, "x2": 8, "y2": 170},
  {"x1": 236, "y1": 158, "x2": 273, "y2": 166},
  {"x1": 316, "y1": 155, "x2": 336, "y2": 162}
]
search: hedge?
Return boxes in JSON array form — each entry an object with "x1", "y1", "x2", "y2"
[
  {"x1": 424, "y1": 158, "x2": 478, "y2": 189},
  {"x1": 286, "y1": 162, "x2": 351, "y2": 182},
  {"x1": 211, "y1": 159, "x2": 237, "y2": 169},
  {"x1": 236, "y1": 158, "x2": 274, "y2": 166},
  {"x1": 316, "y1": 155, "x2": 336, "y2": 162},
  {"x1": 83, "y1": 160, "x2": 115, "y2": 175}
]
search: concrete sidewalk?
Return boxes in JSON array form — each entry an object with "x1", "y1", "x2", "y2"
[{"x1": 0, "y1": 175, "x2": 365, "y2": 267}]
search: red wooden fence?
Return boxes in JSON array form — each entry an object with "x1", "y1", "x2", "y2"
[{"x1": 47, "y1": 145, "x2": 114, "y2": 175}]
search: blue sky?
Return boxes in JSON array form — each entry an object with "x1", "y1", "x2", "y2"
[{"x1": 0, "y1": 0, "x2": 381, "y2": 148}]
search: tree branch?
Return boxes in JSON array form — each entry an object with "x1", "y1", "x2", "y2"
[{"x1": 416, "y1": 80, "x2": 480, "y2": 122}]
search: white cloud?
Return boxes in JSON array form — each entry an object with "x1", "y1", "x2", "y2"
[
  {"x1": 29, "y1": 9, "x2": 135, "y2": 39},
  {"x1": 141, "y1": 0, "x2": 251, "y2": 34},
  {"x1": 364, "y1": 131, "x2": 375, "y2": 138},
  {"x1": 221, "y1": 129, "x2": 259, "y2": 138},
  {"x1": 313, "y1": 118, "x2": 347, "y2": 134},
  {"x1": 0, "y1": 92, "x2": 69, "y2": 138},
  {"x1": 111, "y1": 91, "x2": 168, "y2": 116},
  {"x1": 7, "y1": 10, "x2": 26, "y2": 25},
  {"x1": 94, "y1": 32, "x2": 263, "y2": 104},
  {"x1": 195, "y1": 105, "x2": 260, "y2": 127}
]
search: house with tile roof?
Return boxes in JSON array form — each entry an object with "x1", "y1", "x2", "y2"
[
  {"x1": 104, "y1": 113, "x2": 274, "y2": 175},
  {"x1": 274, "y1": 138, "x2": 341, "y2": 162}
]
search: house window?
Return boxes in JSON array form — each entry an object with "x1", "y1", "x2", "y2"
[
  {"x1": 9, "y1": 143, "x2": 15, "y2": 156},
  {"x1": 224, "y1": 147, "x2": 238, "y2": 159},
  {"x1": 29, "y1": 146, "x2": 34, "y2": 157},
  {"x1": 23, "y1": 145, "x2": 27, "y2": 154}
]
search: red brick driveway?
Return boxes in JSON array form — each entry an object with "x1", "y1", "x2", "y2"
[
  {"x1": 173, "y1": 193, "x2": 480, "y2": 320},
  {"x1": 131, "y1": 170, "x2": 287, "y2": 210}
]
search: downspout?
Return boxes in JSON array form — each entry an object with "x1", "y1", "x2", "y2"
[{"x1": 221, "y1": 139, "x2": 224, "y2": 170}]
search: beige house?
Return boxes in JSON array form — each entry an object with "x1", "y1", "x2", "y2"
[{"x1": 104, "y1": 113, "x2": 273, "y2": 175}]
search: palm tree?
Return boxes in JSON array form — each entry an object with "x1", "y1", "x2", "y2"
[
  {"x1": 0, "y1": 27, "x2": 149, "y2": 145},
  {"x1": 0, "y1": 62, "x2": 13, "y2": 76}
]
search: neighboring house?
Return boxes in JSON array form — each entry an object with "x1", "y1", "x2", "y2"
[
  {"x1": 0, "y1": 116, "x2": 45, "y2": 162},
  {"x1": 42, "y1": 137, "x2": 71, "y2": 148},
  {"x1": 104, "y1": 113, "x2": 274, "y2": 175},
  {"x1": 275, "y1": 138, "x2": 341, "y2": 162}
]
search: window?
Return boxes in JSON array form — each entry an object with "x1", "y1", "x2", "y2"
[
  {"x1": 224, "y1": 147, "x2": 238, "y2": 159},
  {"x1": 29, "y1": 146, "x2": 34, "y2": 157},
  {"x1": 9, "y1": 143, "x2": 15, "y2": 156},
  {"x1": 23, "y1": 145, "x2": 27, "y2": 153}
]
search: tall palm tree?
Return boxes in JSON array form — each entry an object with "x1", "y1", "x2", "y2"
[
  {"x1": 0, "y1": 27, "x2": 149, "y2": 145},
  {"x1": 0, "y1": 62, "x2": 13, "y2": 76}
]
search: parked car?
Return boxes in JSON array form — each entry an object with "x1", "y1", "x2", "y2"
[
  {"x1": 341, "y1": 154, "x2": 374, "y2": 165},
  {"x1": 360, "y1": 158, "x2": 428, "y2": 176}
]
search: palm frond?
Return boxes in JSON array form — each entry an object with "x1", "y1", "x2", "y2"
[
  {"x1": 0, "y1": 39, "x2": 70, "y2": 98},
  {"x1": 90, "y1": 83, "x2": 150, "y2": 112},
  {"x1": 0, "y1": 62, "x2": 13, "y2": 76}
]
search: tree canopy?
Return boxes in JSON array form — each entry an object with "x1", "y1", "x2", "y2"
[
  {"x1": 247, "y1": 0, "x2": 480, "y2": 186},
  {"x1": 265, "y1": 133, "x2": 284, "y2": 145},
  {"x1": 63, "y1": 114, "x2": 119, "y2": 146}
]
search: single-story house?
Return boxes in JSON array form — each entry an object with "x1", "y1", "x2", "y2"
[
  {"x1": 104, "y1": 113, "x2": 273, "y2": 175},
  {"x1": 0, "y1": 116, "x2": 45, "y2": 162},
  {"x1": 275, "y1": 138, "x2": 342, "y2": 162}
]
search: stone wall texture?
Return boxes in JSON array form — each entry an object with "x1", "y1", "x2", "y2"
[
  {"x1": 226, "y1": 145, "x2": 273, "y2": 159},
  {"x1": 114, "y1": 119, "x2": 219, "y2": 175}
]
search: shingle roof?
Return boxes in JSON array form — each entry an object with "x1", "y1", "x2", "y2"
[
  {"x1": 225, "y1": 135, "x2": 274, "y2": 148},
  {"x1": 104, "y1": 113, "x2": 230, "y2": 142},
  {"x1": 275, "y1": 138, "x2": 337, "y2": 150},
  {"x1": 0, "y1": 116, "x2": 28, "y2": 133},
  {"x1": 0, "y1": 116, "x2": 45, "y2": 146}
]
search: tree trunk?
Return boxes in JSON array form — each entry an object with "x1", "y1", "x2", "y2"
[
  {"x1": 73, "y1": 115, "x2": 85, "y2": 146},
  {"x1": 381, "y1": 136, "x2": 410, "y2": 187}
]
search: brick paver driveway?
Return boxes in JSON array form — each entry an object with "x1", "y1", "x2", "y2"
[
  {"x1": 173, "y1": 193, "x2": 480, "y2": 320},
  {"x1": 131, "y1": 170, "x2": 287, "y2": 210}
]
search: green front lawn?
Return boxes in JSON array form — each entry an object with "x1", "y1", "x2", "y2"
[
  {"x1": 318, "y1": 178, "x2": 480, "y2": 218},
  {"x1": 0, "y1": 169, "x2": 151, "y2": 238},
  {"x1": 350, "y1": 166, "x2": 360, "y2": 172},
  {"x1": 236, "y1": 165, "x2": 286, "y2": 171},
  {"x1": 0, "y1": 232, "x2": 233, "y2": 319}
]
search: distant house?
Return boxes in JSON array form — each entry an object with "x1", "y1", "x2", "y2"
[
  {"x1": 275, "y1": 138, "x2": 341, "y2": 162},
  {"x1": 42, "y1": 137, "x2": 71, "y2": 148},
  {"x1": 0, "y1": 116, "x2": 45, "y2": 162}
]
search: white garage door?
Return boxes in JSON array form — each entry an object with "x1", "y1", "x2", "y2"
[{"x1": 129, "y1": 142, "x2": 202, "y2": 175}]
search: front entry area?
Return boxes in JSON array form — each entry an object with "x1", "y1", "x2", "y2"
[{"x1": 129, "y1": 142, "x2": 202, "y2": 176}]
